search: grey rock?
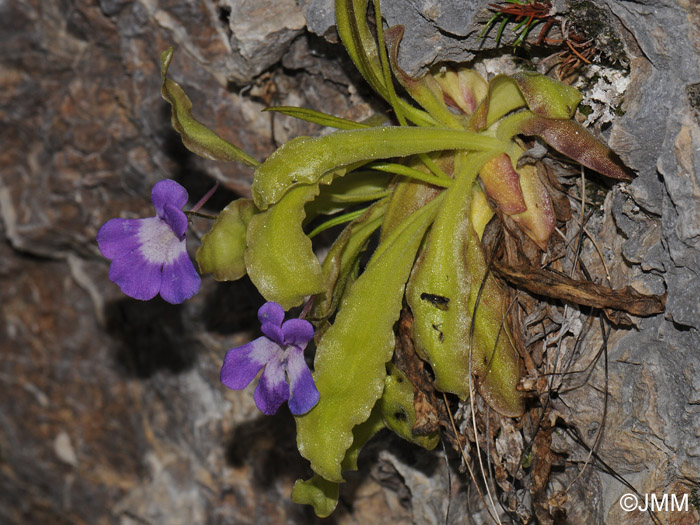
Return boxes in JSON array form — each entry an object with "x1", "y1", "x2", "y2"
[{"x1": 221, "y1": 0, "x2": 307, "y2": 84}]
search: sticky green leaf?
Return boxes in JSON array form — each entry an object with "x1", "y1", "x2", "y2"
[
  {"x1": 244, "y1": 185, "x2": 324, "y2": 310},
  {"x1": 511, "y1": 72, "x2": 582, "y2": 119},
  {"x1": 385, "y1": 26, "x2": 463, "y2": 129},
  {"x1": 341, "y1": 401, "x2": 386, "y2": 472},
  {"x1": 295, "y1": 194, "x2": 444, "y2": 482},
  {"x1": 310, "y1": 199, "x2": 388, "y2": 321},
  {"x1": 407, "y1": 151, "x2": 496, "y2": 397},
  {"x1": 160, "y1": 47, "x2": 259, "y2": 167},
  {"x1": 380, "y1": 364, "x2": 439, "y2": 450},
  {"x1": 264, "y1": 106, "x2": 370, "y2": 130},
  {"x1": 292, "y1": 403, "x2": 385, "y2": 518},
  {"x1": 291, "y1": 475, "x2": 339, "y2": 518},
  {"x1": 306, "y1": 171, "x2": 390, "y2": 218},
  {"x1": 196, "y1": 198, "x2": 256, "y2": 281},
  {"x1": 335, "y1": 0, "x2": 388, "y2": 100},
  {"x1": 407, "y1": 151, "x2": 524, "y2": 416},
  {"x1": 468, "y1": 72, "x2": 582, "y2": 132},
  {"x1": 252, "y1": 127, "x2": 504, "y2": 209},
  {"x1": 464, "y1": 228, "x2": 524, "y2": 417}
]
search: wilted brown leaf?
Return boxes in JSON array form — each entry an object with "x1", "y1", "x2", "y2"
[{"x1": 493, "y1": 261, "x2": 666, "y2": 318}]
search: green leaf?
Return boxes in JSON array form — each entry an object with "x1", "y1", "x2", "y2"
[
  {"x1": 464, "y1": 225, "x2": 524, "y2": 417},
  {"x1": 380, "y1": 364, "x2": 439, "y2": 450},
  {"x1": 160, "y1": 47, "x2": 259, "y2": 167},
  {"x1": 468, "y1": 72, "x2": 582, "y2": 132},
  {"x1": 341, "y1": 401, "x2": 386, "y2": 471},
  {"x1": 295, "y1": 194, "x2": 444, "y2": 482},
  {"x1": 310, "y1": 199, "x2": 388, "y2": 321},
  {"x1": 252, "y1": 127, "x2": 504, "y2": 209},
  {"x1": 196, "y1": 198, "x2": 257, "y2": 281},
  {"x1": 264, "y1": 106, "x2": 370, "y2": 130},
  {"x1": 292, "y1": 403, "x2": 385, "y2": 518},
  {"x1": 468, "y1": 75, "x2": 527, "y2": 131},
  {"x1": 335, "y1": 0, "x2": 388, "y2": 100},
  {"x1": 407, "y1": 150, "x2": 524, "y2": 416},
  {"x1": 244, "y1": 185, "x2": 325, "y2": 310},
  {"x1": 384, "y1": 26, "x2": 463, "y2": 129},
  {"x1": 305, "y1": 171, "x2": 390, "y2": 218},
  {"x1": 511, "y1": 72, "x2": 582, "y2": 119},
  {"x1": 406, "y1": 151, "x2": 496, "y2": 398},
  {"x1": 291, "y1": 475, "x2": 339, "y2": 518},
  {"x1": 334, "y1": 0, "x2": 436, "y2": 127}
]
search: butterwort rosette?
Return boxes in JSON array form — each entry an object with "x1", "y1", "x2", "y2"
[
  {"x1": 97, "y1": 179, "x2": 201, "y2": 304},
  {"x1": 220, "y1": 302, "x2": 320, "y2": 415}
]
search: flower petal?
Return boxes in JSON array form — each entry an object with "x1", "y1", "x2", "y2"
[
  {"x1": 159, "y1": 250, "x2": 201, "y2": 304},
  {"x1": 137, "y1": 217, "x2": 182, "y2": 265},
  {"x1": 286, "y1": 346, "x2": 320, "y2": 415},
  {"x1": 261, "y1": 323, "x2": 285, "y2": 346},
  {"x1": 220, "y1": 337, "x2": 280, "y2": 390},
  {"x1": 108, "y1": 248, "x2": 162, "y2": 300},
  {"x1": 258, "y1": 302, "x2": 285, "y2": 327},
  {"x1": 254, "y1": 354, "x2": 290, "y2": 415},
  {"x1": 152, "y1": 179, "x2": 188, "y2": 217},
  {"x1": 97, "y1": 218, "x2": 143, "y2": 260},
  {"x1": 162, "y1": 203, "x2": 188, "y2": 239},
  {"x1": 281, "y1": 318, "x2": 314, "y2": 347}
]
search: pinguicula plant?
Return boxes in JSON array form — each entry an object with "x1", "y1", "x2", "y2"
[{"x1": 98, "y1": 0, "x2": 637, "y2": 517}]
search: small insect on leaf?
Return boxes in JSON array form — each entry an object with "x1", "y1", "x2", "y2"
[{"x1": 420, "y1": 292, "x2": 450, "y2": 311}]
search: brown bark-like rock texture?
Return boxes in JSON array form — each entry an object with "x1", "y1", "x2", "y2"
[{"x1": 2, "y1": 0, "x2": 699, "y2": 524}]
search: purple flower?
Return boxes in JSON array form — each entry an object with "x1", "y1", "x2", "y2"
[
  {"x1": 220, "y1": 302, "x2": 320, "y2": 415},
  {"x1": 97, "y1": 179, "x2": 201, "y2": 304}
]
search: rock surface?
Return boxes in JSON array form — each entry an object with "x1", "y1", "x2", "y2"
[{"x1": 2, "y1": 0, "x2": 699, "y2": 524}]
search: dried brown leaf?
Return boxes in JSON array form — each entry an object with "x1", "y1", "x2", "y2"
[{"x1": 493, "y1": 261, "x2": 666, "y2": 318}]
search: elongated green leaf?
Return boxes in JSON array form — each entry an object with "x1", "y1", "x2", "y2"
[
  {"x1": 380, "y1": 154, "x2": 452, "y2": 241},
  {"x1": 511, "y1": 72, "x2": 582, "y2": 119},
  {"x1": 407, "y1": 150, "x2": 524, "y2": 416},
  {"x1": 252, "y1": 127, "x2": 504, "y2": 209},
  {"x1": 310, "y1": 199, "x2": 388, "y2": 321},
  {"x1": 465, "y1": 226, "x2": 524, "y2": 417},
  {"x1": 196, "y1": 198, "x2": 256, "y2": 281},
  {"x1": 468, "y1": 75, "x2": 527, "y2": 131},
  {"x1": 292, "y1": 402, "x2": 385, "y2": 518},
  {"x1": 291, "y1": 475, "x2": 339, "y2": 518},
  {"x1": 407, "y1": 151, "x2": 496, "y2": 397},
  {"x1": 380, "y1": 364, "x2": 439, "y2": 450},
  {"x1": 264, "y1": 106, "x2": 370, "y2": 130},
  {"x1": 468, "y1": 72, "x2": 582, "y2": 132},
  {"x1": 385, "y1": 26, "x2": 463, "y2": 129},
  {"x1": 244, "y1": 185, "x2": 324, "y2": 310},
  {"x1": 305, "y1": 171, "x2": 390, "y2": 218},
  {"x1": 335, "y1": 0, "x2": 435, "y2": 126},
  {"x1": 160, "y1": 48, "x2": 259, "y2": 167},
  {"x1": 295, "y1": 194, "x2": 444, "y2": 482},
  {"x1": 335, "y1": 0, "x2": 387, "y2": 99}
]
